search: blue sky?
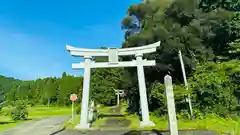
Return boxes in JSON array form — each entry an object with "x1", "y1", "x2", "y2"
[{"x1": 0, "y1": 0, "x2": 140, "y2": 80}]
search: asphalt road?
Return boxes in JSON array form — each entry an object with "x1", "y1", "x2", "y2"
[{"x1": 1, "y1": 115, "x2": 70, "y2": 135}]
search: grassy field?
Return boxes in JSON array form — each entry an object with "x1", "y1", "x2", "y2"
[
  {"x1": 125, "y1": 107, "x2": 240, "y2": 135},
  {"x1": 27, "y1": 105, "x2": 71, "y2": 118},
  {"x1": 64, "y1": 105, "x2": 240, "y2": 135},
  {"x1": 149, "y1": 115, "x2": 240, "y2": 135},
  {"x1": 0, "y1": 105, "x2": 72, "y2": 131}
]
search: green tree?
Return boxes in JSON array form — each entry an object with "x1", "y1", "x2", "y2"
[
  {"x1": 189, "y1": 60, "x2": 240, "y2": 115},
  {"x1": 121, "y1": 0, "x2": 239, "y2": 114},
  {"x1": 91, "y1": 68, "x2": 123, "y2": 106},
  {"x1": 199, "y1": 0, "x2": 240, "y2": 12}
]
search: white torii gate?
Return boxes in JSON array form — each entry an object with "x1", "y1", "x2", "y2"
[
  {"x1": 66, "y1": 41, "x2": 161, "y2": 129},
  {"x1": 114, "y1": 89, "x2": 125, "y2": 106}
]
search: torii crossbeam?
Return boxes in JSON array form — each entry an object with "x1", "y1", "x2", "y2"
[{"x1": 66, "y1": 41, "x2": 161, "y2": 129}]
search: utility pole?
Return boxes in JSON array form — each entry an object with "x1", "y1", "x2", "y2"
[{"x1": 178, "y1": 50, "x2": 193, "y2": 117}]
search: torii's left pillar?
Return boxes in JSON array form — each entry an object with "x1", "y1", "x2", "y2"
[{"x1": 75, "y1": 56, "x2": 92, "y2": 129}]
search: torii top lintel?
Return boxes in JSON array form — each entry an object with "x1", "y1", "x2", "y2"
[{"x1": 66, "y1": 41, "x2": 161, "y2": 57}]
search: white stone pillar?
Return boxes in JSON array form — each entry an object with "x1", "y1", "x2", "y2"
[
  {"x1": 164, "y1": 75, "x2": 178, "y2": 135},
  {"x1": 76, "y1": 56, "x2": 91, "y2": 129},
  {"x1": 136, "y1": 54, "x2": 155, "y2": 127}
]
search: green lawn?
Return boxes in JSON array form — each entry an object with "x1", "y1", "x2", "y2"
[
  {"x1": 0, "y1": 105, "x2": 72, "y2": 131},
  {"x1": 149, "y1": 115, "x2": 240, "y2": 135},
  {"x1": 125, "y1": 110, "x2": 240, "y2": 135},
  {"x1": 27, "y1": 105, "x2": 71, "y2": 118}
]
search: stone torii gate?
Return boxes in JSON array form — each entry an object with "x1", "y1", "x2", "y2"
[
  {"x1": 114, "y1": 89, "x2": 125, "y2": 106},
  {"x1": 66, "y1": 41, "x2": 161, "y2": 129}
]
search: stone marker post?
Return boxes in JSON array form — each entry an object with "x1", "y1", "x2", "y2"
[{"x1": 164, "y1": 75, "x2": 178, "y2": 135}]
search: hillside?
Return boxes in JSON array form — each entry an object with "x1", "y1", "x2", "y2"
[{"x1": 0, "y1": 75, "x2": 21, "y2": 102}]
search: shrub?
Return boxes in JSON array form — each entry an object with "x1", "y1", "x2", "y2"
[
  {"x1": 11, "y1": 100, "x2": 28, "y2": 121},
  {"x1": 177, "y1": 109, "x2": 204, "y2": 120},
  {"x1": 177, "y1": 109, "x2": 191, "y2": 119},
  {"x1": 193, "y1": 109, "x2": 204, "y2": 119},
  {"x1": 76, "y1": 105, "x2": 81, "y2": 114}
]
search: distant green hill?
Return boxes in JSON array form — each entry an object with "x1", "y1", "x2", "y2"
[{"x1": 0, "y1": 75, "x2": 21, "y2": 102}]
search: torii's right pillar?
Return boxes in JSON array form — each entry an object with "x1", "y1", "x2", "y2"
[{"x1": 135, "y1": 53, "x2": 155, "y2": 127}]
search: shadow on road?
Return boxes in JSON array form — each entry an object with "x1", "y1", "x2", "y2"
[
  {"x1": 99, "y1": 118, "x2": 131, "y2": 128},
  {"x1": 0, "y1": 118, "x2": 32, "y2": 125},
  {"x1": 50, "y1": 128, "x2": 65, "y2": 135},
  {"x1": 122, "y1": 130, "x2": 164, "y2": 135},
  {"x1": 0, "y1": 121, "x2": 15, "y2": 125},
  {"x1": 98, "y1": 114, "x2": 126, "y2": 118}
]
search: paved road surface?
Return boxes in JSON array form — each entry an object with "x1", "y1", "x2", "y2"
[{"x1": 1, "y1": 115, "x2": 70, "y2": 135}]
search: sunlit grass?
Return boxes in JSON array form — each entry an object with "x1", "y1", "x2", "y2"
[
  {"x1": 125, "y1": 114, "x2": 240, "y2": 134},
  {"x1": 27, "y1": 105, "x2": 71, "y2": 118},
  {"x1": 149, "y1": 114, "x2": 240, "y2": 135}
]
